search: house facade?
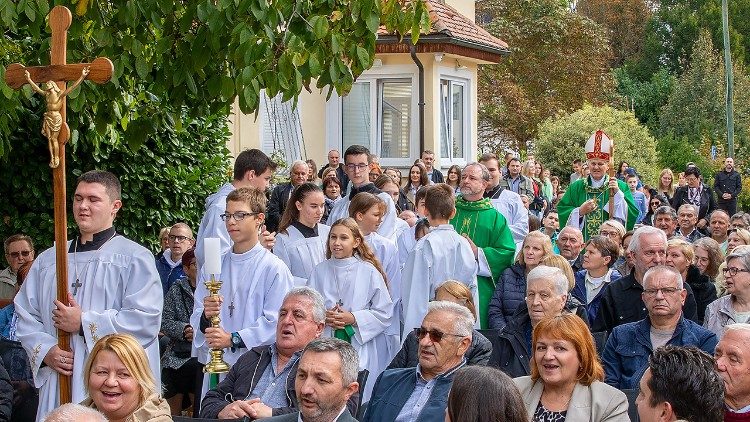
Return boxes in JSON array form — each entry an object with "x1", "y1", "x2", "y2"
[{"x1": 227, "y1": 0, "x2": 507, "y2": 174}]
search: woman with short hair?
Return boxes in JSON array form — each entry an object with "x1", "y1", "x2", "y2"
[
  {"x1": 705, "y1": 246, "x2": 750, "y2": 336},
  {"x1": 514, "y1": 314, "x2": 629, "y2": 422},
  {"x1": 83, "y1": 334, "x2": 171, "y2": 421},
  {"x1": 571, "y1": 236, "x2": 622, "y2": 327}
]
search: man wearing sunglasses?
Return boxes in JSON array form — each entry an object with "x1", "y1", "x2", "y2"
[
  {"x1": 364, "y1": 302, "x2": 473, "y2": 422},
  {"x1": 0, "y1": 234, "x2": 34, "y2": 300}
]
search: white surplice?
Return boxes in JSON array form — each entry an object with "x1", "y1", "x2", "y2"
[
  {"x1": 401, "y1": 225, "x2": 479, "y2": 333},
  {"x1": 273, "y1": 224, "x2": 330, "y2": 286},
  {"x1": 390, "y1": 217, "x2": 410, "y2": 244},
  {"x1": 396, "y1": 225, "x2": 417, "y2": 268},
  {"x1": 364, "y1": 232, "x2": 401, "y2": 361},
  {"x1": 15, "y1": 237, "x2": 163, "y2": 421},
  {"x1": 191, "y1": 242, "x2": 294, "y2": 371},
  {"x1": 565, "y1": 177, "x2": 627, "y2": 228},
  {"x1": 489, "y1": 189, "x2": 529, "y2": 245},
  {"x1": 326, "y1": 191, "x2": 398, "y2": 238},
  {"x1": 195, "y1": 182, "x2": 234, "y2": 270},
  {"x1": 306, "y1": 256, "x2": 393, "y2": 401}
]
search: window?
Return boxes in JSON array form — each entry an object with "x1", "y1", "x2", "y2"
[
  {"x1": 332, "y1": 76, "x2": 415, "y2": 165},
  {"x1": 440, "y1": 79, "x2": 467, "y2": 161}
]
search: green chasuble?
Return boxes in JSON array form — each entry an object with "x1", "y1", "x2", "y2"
[
  {"x1": 557, "y1": 175, "x2": 639, "y2": 241},
  {"x1": 450, "y1": 196, "x2": 516, "y2": 329}
]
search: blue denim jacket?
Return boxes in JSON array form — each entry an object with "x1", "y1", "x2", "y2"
[{"x1": 602, "y1": 316, "x2": 718, "y2": 389}]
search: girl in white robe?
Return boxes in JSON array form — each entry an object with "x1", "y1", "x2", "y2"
[
  {"x1": 273, "y1": 183, "x2": 330, "y2": 286},
  {"x1": 306, "y1": 218, "x2": 393, "y2": 402},
  {"x1": 349, "y1": 193, "x2": 402, "y2": 361}
]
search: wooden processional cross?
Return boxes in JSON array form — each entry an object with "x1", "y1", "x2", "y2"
[{"x1": 4, "y1": 6, "x2": 113, "y2": 404}]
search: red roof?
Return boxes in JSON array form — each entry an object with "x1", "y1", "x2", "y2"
[{"x1": 376, "y1": 0, "x2": 508, "y2": 62}]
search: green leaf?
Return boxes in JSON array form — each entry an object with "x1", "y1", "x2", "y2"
[
  {"x1": 185, "y1": 72, "x2": 198, "y2": 94},
  {"x1": 310, "y1": 16, "x2": 329, "y2": 40},
  {"x1": 135, "y1": 56, "x2": 150, "y2": 80},
  {"x1": 356, "y1": 46, "x2": 371, "y2": 68},
  {"x1": 221, "y1": 75, "x2": 235, "y2": 100}
]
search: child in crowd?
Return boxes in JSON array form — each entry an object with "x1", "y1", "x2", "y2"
[{"x1": 307, "y1": 218, "x2": 393, "y2": 401}]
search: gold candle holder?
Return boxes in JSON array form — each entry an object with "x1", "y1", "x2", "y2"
[{"x1": 203, "y1": 274, "x2": 230, "y2": 374}]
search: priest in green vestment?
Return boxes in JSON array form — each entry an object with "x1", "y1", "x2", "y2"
[
  {"x1": 557, "y1": 130, "x2": 639, "y2": 241},
  {"x1": 450, "y1": 163, "x2": 516, "y2": 328}
]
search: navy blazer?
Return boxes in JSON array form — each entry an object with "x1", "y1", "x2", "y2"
[{"x1": 364, "y1": 363, "x2": 463, "y2": 422}]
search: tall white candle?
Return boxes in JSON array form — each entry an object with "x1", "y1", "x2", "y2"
[{"x1": 203, "y1": 238, "x2": 222, "y2": 275}]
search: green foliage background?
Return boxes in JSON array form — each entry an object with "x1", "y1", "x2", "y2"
[{"x1": 535, "y1": 104, "x2": 660, "y2": 186}]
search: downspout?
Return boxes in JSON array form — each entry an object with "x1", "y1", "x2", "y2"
[{"x1": 410, "y1": 43, "x2": 425, "y2": 153}]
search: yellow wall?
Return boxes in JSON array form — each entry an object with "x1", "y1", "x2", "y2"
[{"x1": 447, "y1": 0, "x2": 474, "y2": 23}]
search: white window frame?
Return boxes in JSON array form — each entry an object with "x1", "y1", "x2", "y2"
[
  {"x1": 438, "y1": 71, "x2": 471, "y2": 168},
  {"x1": 326, "y1": 65, "x2": 418, "y2": 168}
]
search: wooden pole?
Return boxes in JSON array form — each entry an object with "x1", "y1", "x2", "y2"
[{"x1": 50, "y1": 5, "x2": 73, "y2": 405}]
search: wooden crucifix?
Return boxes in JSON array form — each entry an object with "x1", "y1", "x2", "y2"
[{"x1": 3, "y1": 5, "x2": 113, "y2": 405}]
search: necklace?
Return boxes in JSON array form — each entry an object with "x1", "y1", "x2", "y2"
[
  {"x1": 332, "y1": 260, "x2": 348, "y2": 309},
  {"x1": 72, "y1": 231, "x2": 118, "y2": 295}
]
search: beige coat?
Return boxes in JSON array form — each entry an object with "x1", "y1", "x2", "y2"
[
  {"x1": 513, "y1": 376, "x2": 630, "y2": 422},
  {"x1": 82, "y1": 393, "x2": 172, "y2": 421}
]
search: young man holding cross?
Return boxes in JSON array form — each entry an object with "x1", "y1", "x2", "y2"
[{"x1": 14, "y1": 170, "x2": 163, "y2": 420}]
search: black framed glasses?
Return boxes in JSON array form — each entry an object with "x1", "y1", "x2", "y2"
[
  {"x1": 723, "y1": 267, "x2": 750, "y2": 276},
  {"x1": 6, "y1": 250, "x2": 31, "y2": 259},
  {"x1": 168, "y1": 235, "x2": 192, "y2": 243},
  {"x1": 643, "y1": 287, "x2": 681, "y2": 297},
  {"x1": 345, "y1": 163, "x2": 369, "y2": 172},
  {"x1": 220, "y1": 211, "x2": 259, "y2": 222},
  {"x1": 413, "y1": 327, "x2": 464, "y2": 343}
]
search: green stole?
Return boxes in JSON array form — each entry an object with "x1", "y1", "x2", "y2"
[
  {"x1": 556, "y1": 175, "x2": 639, "y2": 241},
  {"x1": 450, "y1": 196, "x2": 516, "y2": 328}
]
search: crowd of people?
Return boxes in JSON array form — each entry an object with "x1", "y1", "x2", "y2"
[{"x1": 0, "y1": 136, "x2": 748, "y2": 422}]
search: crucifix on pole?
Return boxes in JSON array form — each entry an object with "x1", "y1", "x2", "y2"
[{"x1": 3, "y1": 5, "x2": 113, "y2": 404}]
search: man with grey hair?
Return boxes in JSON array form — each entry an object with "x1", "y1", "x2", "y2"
[
  {"x1": 594, "y1": 226, "x2": 699, "y2": 333},
  {"x1": 493, "y1": 266, "x2": 571, "y2": 377},
  {"x1": 557, "y1": 226, "x2": 585, "y2": 272},
  {"x1": 364, "y1": 301, "x2": 474, "y2": 422},
  {"x1": 450, "y1": 163, "x2": 516, "y2": 328},
  {"x1": 262, "y1": 338, "x2": 360, "y2": 422},
  {"x1": 654, "y1": 206, "x2": 679, "y2": 239},
  {"x1": 266, "y1": 160, "x2": 310, "y2": 233},
  {"x1": 602, "y1": 265, "x2": 717, "y2": 389},
  {"x1": 200, "y1": 287, "x2": 359, "y2": 419},
  {"x1": 42, "y1": 403, "x2": 106, "y2": 422},
  {"x1": 714, "y1": 323, "x2": 750, "y2": 419},
  {"x1": 676, "y1": 204, "x2": 705, "y2": 242}
]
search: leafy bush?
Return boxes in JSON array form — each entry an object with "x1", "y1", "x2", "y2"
[
  {"x1": 535, "y1": 104, "x2": 660, "y2": 186},
  {"x1": 0, "y1": 100, "x2": 231, "y2": 253}
]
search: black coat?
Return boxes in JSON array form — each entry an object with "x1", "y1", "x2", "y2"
[
  {"x1": 714, "y1": 169, "x2": 742, "y2": 201},
  {"x1": 0, "y1": 362, "x2": 11, "y2": 422},
  {"x1": 200, "y1": 345, "x2": 358, "y2": 418},
  {"x1": 387, "y1": 329, "x2": 492, "y2": 370},
  {"x1": 685, "y1": 265, "x2": 718, "y2": 325},
  {"x1": 488, "y1": 264, "x2": 527, "y2": 330},
  {"x1": 266, "y1": 183, "x2": 295, "y2": 233},
  {"x1": 671, "y1": 185, "x2": 716, "y2": 223},
  {"x1": 593, "y1": 272, "x2": 699, "y2": 333},
  {"x1": 492, "y1": 305, "x2": 533, "y2": 378}
]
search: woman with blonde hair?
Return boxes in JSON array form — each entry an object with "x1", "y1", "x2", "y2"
[
  {"x1": 514, "y1": 314, "x2": 629, "y2": 422},
  {"x1": 488, "y1": 231, "x2": 553, "y2": 330},
  {"x1": 657, "y1": 168, "x2": 675, "y2": 201},
  {"x1": 666, "y1": 238, "x2": 717, "y2": 324},
  {"x1": 83, "y1": 334, "x2": 170, "y2": 421},
  {"x1": 387, "y1": 280, "x2": 492, "y2": 369}
]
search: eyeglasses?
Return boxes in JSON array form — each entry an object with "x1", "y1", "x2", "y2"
[
  {"x1": 599, "y1": 230, "x2": 620, "y2": 238},
  {"x1": 6, "y1": 250, "x2": 31, "y2": 259},
  {"x1": 413, "y1": 327, "x2": 464, "y2": 343},
  {"x1": 220, "y1": 211, "x2": 259, "y2": 222},
  {"x1": 345, "y1": 163, "x2": 369, "y2": 172},
  {"x1": 723, "y1": 267, "x2": 750, "y2": 276},
  {"x1": 643, "y1": 287, "x2": 682, "y2": 297},
  {"x1": 168, "y1": 235, "x2": 192, "y2": 243}
]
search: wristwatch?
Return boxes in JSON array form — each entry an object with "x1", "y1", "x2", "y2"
[{"x1": 230, "y1": 332, "x2": 242, "y2": 353}]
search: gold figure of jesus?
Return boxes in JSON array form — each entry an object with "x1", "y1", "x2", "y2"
[{"x1": 24, "y1": 67, "x2": 90, "y2": 168}]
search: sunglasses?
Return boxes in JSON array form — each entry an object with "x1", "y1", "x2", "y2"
[
  {"x1": 413, "y1": 327, "x2": 464, "y2": 343},
  {"x1": 6, "y1": 250, "x2": 31, "y2": 259}
]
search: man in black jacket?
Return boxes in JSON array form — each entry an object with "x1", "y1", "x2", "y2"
[
  {"x1": 593, "y1": 226, "x2": 699, "y2": 333},
  {"x1": 199, "y1": 287, "x2": 358, "y2": 419},
  {"x1": 715, "y1": 157, "x2": 742, "y2": 216},
  {"x1": 266, "y1": 161, "x2": 309, "y2": 233}
]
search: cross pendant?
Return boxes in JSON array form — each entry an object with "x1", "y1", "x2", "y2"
[
  {"x1": 337, "y1": 299, "x2": 344, "y2": 308},
  {"x1": 71, "y1": 279, "x2": 82, "y2": 295},
  {"x1": 228, "y1": 301, "x2": 235, "y2": 317}
]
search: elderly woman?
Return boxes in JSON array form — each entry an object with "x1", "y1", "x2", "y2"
[
  {"x1": 716, "y1": 229, "x2": 750, "y2": 295},
  {"x1": 666, "y1": 238, "x2": 717, "y2": 325},
  {"x1": 447, "y1": 366, "x2": 528, "y2": 422},
  {"x1": 387, "y1": 280, "x2": 491, "y2": 369},
  {"x1": 599, "y1": 219, "x2": 627, "y2": 273},
  {"x1": 693, "y1": 237, "x2": 725, "y2": 296},
  {"x1": 540, "y1": 255, "x2": 588, "y2": 325},
  {"x1": 493, "y1": 266, "x2": 573, "y2": 378},
  {"x1": 572, "y1": 236, "x2": 622, "y2": 327},
  {"x1": 160, "y1": 248, "x2": 201, "y2": 415},
  {"x1": 514, "y1": 314, "x2": 629, "y2": 422},
  {"x1": 731, "y1": 212, "x2": 750, "y2": 230},
  {"x1": 489, "y1": 231, "x2": 553, "y2": 330},
  {"x1": 83, "y1": 334, "x2": 170, "y2": 421},
  {"x1": 705, "y1": 247, "x2": 750, "y2": 336}
]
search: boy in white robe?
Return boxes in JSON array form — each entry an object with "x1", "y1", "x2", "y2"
[
  {"x1": 396, "y1": 189, "x2": 428, "y2": 268},
  {"x1": 326, "y1": 145, "x2": 398, "y2": 238},
  {"x1": 14, "y1": 171, "x2": 163, "y2": 421},
  {"x1": 401, "y1": 184, "x2": 479, "y2": 334},
  {"x1": 195, "y1": 149, "x2": 275, "y2": 269},
  {"x1": 191, "y1": 187, "x2": 294, "y2": 394}
]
